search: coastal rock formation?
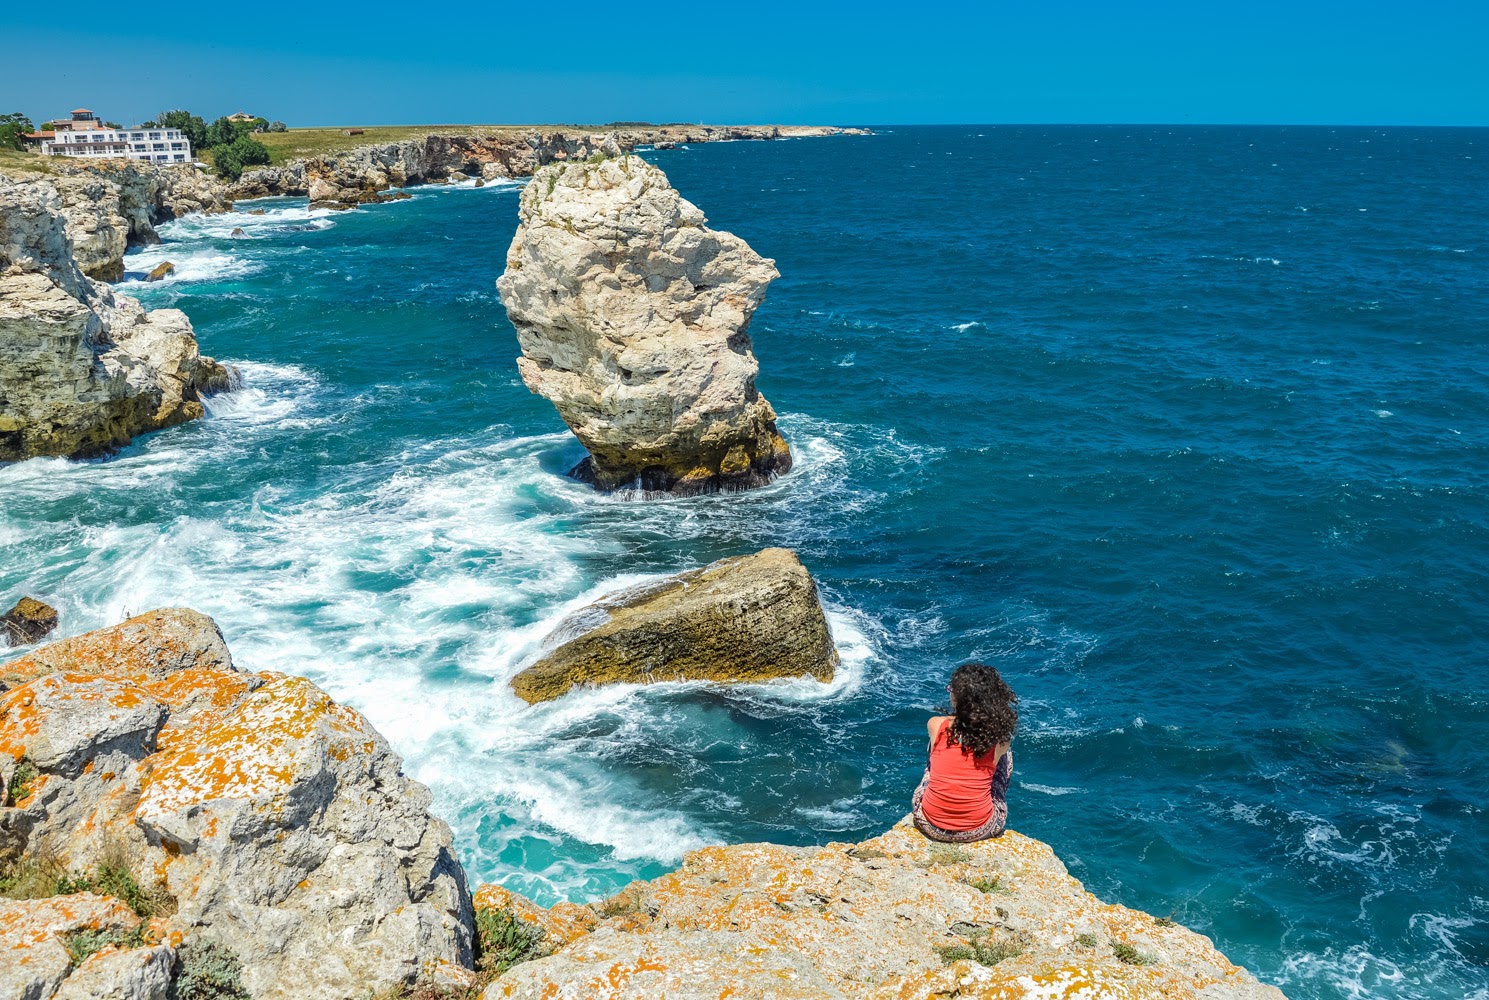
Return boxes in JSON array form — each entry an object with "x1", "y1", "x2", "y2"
[
  {"x1": 510, "y1": 549, "x2": 837, "y2": 703},
  {"x1": 0, "y1": 176, "x2": 231, "y2": 462},
  {"x1": 2, "y1": 597, "x2": 58, "y2": 648},
  {"x1": 0, "y1": 609, "x2": 474, "y2": 1000},
  {"x1": 497, "y1": 156, "x2": 793, "y2": 494},
  {"x1": 33, "y1": 161, "x2": 231, "y2": 281},
  {"x1": 0, "y1": 607, "x2": 1282, "y2": 999},
  {"x1": 480, "y1": 823, "x2": 1286, "y2": 1000}
]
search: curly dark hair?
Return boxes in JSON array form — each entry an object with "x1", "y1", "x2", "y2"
[{"x1": 946, "y1": 662, "x2": 1018, "y2": 757}]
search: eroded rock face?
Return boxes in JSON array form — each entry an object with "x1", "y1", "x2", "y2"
[
  {"x1": 510, "y1": 548, "x2": 836, "y2": 703},
  {"x1": 496, "y1": 156, "x2": 792, "y2": 495},
  {"x1": 0, "y1": 176, "x2": 231, "y2": 463},
  {"x1": 480, "y1": 822, "x2": 1287, "y2": 1000},
  {"x1": 0, "y1": 609, "x2": 474, "y2": 1000}
]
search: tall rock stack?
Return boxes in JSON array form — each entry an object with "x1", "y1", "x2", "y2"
[
  {"x1": 496, "y1": 155, "x2": 793, "y2": 495},
  {"x1": 0, "y1": 175, "x2": 231, "y2": 462}
]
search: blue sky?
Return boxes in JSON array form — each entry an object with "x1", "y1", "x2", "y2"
[{"x1": 6, "y1": 0, "x2": 1486, "y2": 126}]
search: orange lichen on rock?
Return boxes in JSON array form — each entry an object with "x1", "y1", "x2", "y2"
[
  {"x1": 482, "y1": 822, "x2": 1286, "y2": 1000},
  {"x1": 473, "y1": 884, "x2": 598, "y2": 947}
]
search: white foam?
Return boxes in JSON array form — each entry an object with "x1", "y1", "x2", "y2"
[
  {"x1": 121, "y1": 246, "x2": 260, "y2": 285},
  {"x1": 1020, "y1": 783, "x2": 1083, "y2": 796}
]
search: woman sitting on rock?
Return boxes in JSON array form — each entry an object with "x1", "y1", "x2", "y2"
[{"x1": 911, "y1": 662, "x2": 1017, "y2": 842}]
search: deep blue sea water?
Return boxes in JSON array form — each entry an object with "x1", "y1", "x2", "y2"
[{"x1": 2, "y1": 126, "x2": 1486, "y2": 998}]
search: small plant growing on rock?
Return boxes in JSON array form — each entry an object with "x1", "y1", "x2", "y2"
[
  {"x1": 1075, "y1": 932, "x2": 1099, "y2": 948},
  {"x1": 63, "y1": 924, "x2": 146, "y2": 967},
  {"x1": 1112, "y1": 941, "x2": 1156, "y2": 965},
  {"x1": 6, "y1": 755, "x2": 37, "y2": 804},
  {"x1": 935, "y1": 938, "x2": 1023, "y2": 967},
  {"x1": 474, "y1": 907, "x2": 547, "y2": 977},
  {"x1": 1155, "y1": 916, "x2": 1176, "y2": 927},
  {"x1": 170, "y1": 939, "x2": 250, "y2": 1000},
  {"x1": 962, "y1": 874, "x2": 1009, "y2": 894}
]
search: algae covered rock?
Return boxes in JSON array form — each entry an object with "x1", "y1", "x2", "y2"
[
  {"x1": 2, "y1": 596, "x2": 58, "y2": 647},
  {"x1": 496, "y1": 155, "x2": 793, "y2": 495},
  {"x1": 510, "y1": 548, "x2": 837, "y2": 703},
  {"x1": 144, "y1": 260, "x2": 174, "y2": 281}
]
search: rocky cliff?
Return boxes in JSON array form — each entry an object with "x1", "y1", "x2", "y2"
[
  {"x1": 1, "y1": 609, "x2": 1286, "y2": 1000},
  {"x1": 497, "y1": 155, "x2": 793, "y2": 494},
  {"x1": 0, "y1": 176, "x2": 231, "y2": 462},
  {"x1": 1, "y1": 610, "x2": 473, "y2": 1000},
  {"x1": 232, "y1": 125, "x2": 871, "y2": 207}
]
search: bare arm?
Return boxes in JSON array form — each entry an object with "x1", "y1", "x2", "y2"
[{"x1": 927, "y1": 716, "x2": 948, "y2": 751}]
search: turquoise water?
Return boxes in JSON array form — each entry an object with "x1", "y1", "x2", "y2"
[{"x1": 2, "y1": 126, "x2": 1486, "y2": 998}]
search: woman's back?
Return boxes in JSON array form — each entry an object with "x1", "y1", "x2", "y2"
[{"x1": 919, "y1": 717, "x2": 1008, "y2": 831}]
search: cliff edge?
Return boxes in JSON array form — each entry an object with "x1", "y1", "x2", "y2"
[
  {"x1": 0, "y1": 176, "x2": 230, "y2": 462},
  {"x1": 2, "y1": 609, "x2": 1286, "y2": 999}
]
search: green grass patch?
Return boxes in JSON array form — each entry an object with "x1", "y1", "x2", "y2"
[
  {"x1": 1075, "y1": 932, "x2": 1099, "y2": 948},
  {"x1": 916, "y1": 844, "x2": 972, "y2": 868},
  {"x1": 935, "y1": 938, "x2": 1024, "y2": 967},
  {"x1": 962, "y1": 874, "x2": 1009, "y2": 894}
]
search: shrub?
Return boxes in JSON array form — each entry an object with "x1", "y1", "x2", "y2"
[
  {"x1": 1075, "y1": 932, "x2": 1099, "y2": 948},
  {"x1": 171, "y1": 940, "x2": 250, "y2": 1000},
  {"x1": 916, "y1": 844, "x2": 971, "y2": 868},
  {"x1": 474, "y1": 907, "x2": 546, "y2": 977}
]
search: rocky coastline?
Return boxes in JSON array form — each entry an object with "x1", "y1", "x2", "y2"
[
  {"x1": 0, "y1": 177, "x2": 231, "y2": 462},
  {"x1": 1, "y1": 610, "x2": 1286, "y2": 1000},
  {"x1": 0, "y1": 122, "x2": 1288, "y2": 999}
]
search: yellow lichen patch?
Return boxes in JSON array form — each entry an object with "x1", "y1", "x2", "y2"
[
  {"x1": 474, "y1": 884, "x2": 599, "y2": 946},
  {"x1": 137, "y1": 668, "x2": 257, "y2": 752},
  {"x1": 135, "y1": 675, "x2": 376, "y2": 822}
]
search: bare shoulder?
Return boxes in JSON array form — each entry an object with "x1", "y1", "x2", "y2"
[{"x1": 927, "y1": 716, "x2": 949, "y2": 738}]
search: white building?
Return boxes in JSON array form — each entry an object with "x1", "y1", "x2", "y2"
[{"x1": 39, "y1": 109, "x2": 192, "y2": 165}]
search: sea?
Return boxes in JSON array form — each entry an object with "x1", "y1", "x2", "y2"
[{"x1": 2, "y1": 126, "x2": 1486, "y2": 999}]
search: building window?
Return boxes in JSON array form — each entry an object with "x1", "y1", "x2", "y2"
[
  {"x1": 173, "y1": 154, "x2": 185, "y2": 162},
  {"x1": 171, "y1": 143, "x2": 183, "y2": 150},
  {"x1": 152, "y1": 143, "x2": 164, "y2": 150}
]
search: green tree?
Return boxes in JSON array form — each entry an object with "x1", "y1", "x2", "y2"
[
  {"x1": 157, "y1": 110, "x2": 209, "y2": 150},
  {"x1": 229, "y1": 134, "x2": 269, "y2": 167},
  {"x1": 209, "y1": 144, "x2": 243, "y2": 180},
  {"x1": 0, "y1": 112, "x2": 35, "y2": 151}
]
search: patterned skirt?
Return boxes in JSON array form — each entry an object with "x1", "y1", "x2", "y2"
[{"x1": 911, "y1": 750, "x2": 1012, "y2": 843}]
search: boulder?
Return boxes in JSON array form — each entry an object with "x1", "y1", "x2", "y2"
[
  {"x1": 0, "y1": 177, "x2": 232, "y2": 463},
  {"x1": 1, "y1": 608, "x2": 232, "y2": 689},
  {"x1": 143, "y1": 260, "x2": 174, "y2": 281},
  {"x1": 0, "y1": 610, "x2": 475, "y2": 1000},
  {"x1": 0, "y1": 895, "x2": 147, "y2": 1000},
  {"x1": 496, "y1": 156, "x2": 793, "y2": 495},
  {"x1": 229, "y1": 227, "x2": 246, "y2": 237},
  {"x1": 510, "y1": 548, "x2": 837, "y2": 703},
  {"x1": 481, "y1": 822, "x2": 1288, "y2": 1000},
  {"x1": 2, "y1": 596, "x2": 57, "y2": 647}
]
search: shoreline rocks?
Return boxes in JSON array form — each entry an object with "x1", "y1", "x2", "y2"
[
  {"x1": 1, "y1": 597, "x2": 58, "y2": 648},
  {"x1": 477, "y1": 823, "x2": 1286, "y2": 1000},
  {"x1": 497, "y1": 155, "x2": 793, "y2": 495},
  {"x1": 1, "y1": 609, "x2": 1285, "y2": 998},
  {"x1": 0, "y1": 176, "x2": 231, "y2": 463},
  {"x1": 510, "y1": 548, "x2": 838, "y2": 703},
  {"x1": 1, "y1": 610, "x2": 473, "y2": 1000}
]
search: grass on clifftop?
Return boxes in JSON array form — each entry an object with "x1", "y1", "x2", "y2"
[{"x1": 255, "y1": 125, "x2": 583, "y2": 165}]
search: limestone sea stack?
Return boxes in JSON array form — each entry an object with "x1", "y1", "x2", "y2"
[
  {"x1": 0, "y1": 176, "x2": 231, "y2": 463},
  {"x1": 510, "y1": 548, "x2": 837, "y2": 703},
  {"x1": 496, "y1": 155, "x2": 793, "y2": 495}
]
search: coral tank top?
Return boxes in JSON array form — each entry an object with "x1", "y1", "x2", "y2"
[{"x1": 920, "y1": 719, "x2": 1004, "y2": 831}]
